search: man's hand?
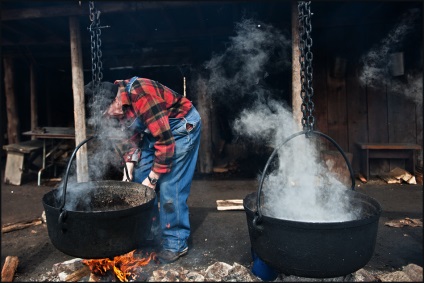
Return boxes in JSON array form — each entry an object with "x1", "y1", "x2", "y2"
[
  {"x1": 142, "y1": 171, "x2": 161, "y2": 189},
  {"x1": 122, "y1": 162, "x2": 134, "y2": 182}
]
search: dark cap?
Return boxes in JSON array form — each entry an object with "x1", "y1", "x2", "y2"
[{"x1": 84, "y1": 81, "x2": 119, "y2": 112}]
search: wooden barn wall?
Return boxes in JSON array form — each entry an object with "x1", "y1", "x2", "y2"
[{"x1": 312, "y1": 24, "x2": 423, "y2": 175}]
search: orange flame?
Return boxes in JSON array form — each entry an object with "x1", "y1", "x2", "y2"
[{"x1": 82, "y1": 250, "x2": 156, "y2": 282}]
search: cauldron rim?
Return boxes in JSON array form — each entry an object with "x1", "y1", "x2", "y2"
[
  {"x1": 243, "y1": 190, "x2": 382, "y2": 228},
  {"x1": 42, "y1": 180, "x2": 156, "y2": 214}
]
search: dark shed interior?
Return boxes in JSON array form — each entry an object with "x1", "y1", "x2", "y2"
[{"x1": 1, "y1": 1, "x2": 422, "y2": 178}]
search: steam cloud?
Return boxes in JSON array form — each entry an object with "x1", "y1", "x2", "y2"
[
  {"x1": 200, "y1": 18, "x2": 361, "y2": 222},
  {"x1": 55, "y1": 86, "x2": 131, "y2": 211},
  {"x1": 359, "y1": 8, "x2": 422, "y2": 105},
  {"x1": 59, "y1": 18, "x2": 365, "y2": 220}
]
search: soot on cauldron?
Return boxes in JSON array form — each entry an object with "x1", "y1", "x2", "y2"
[
  {"x1": 43, "y1": 181, "x2": 156, "y2": 259},
  {"x1": 52, "y1": 181, "x2": 153, "y2": 212}
]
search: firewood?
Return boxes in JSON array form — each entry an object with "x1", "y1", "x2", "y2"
[
  {"x1": 65, "y1": 265, "x2": 91, "y2": 282},
  {"x1": 216, "y1": 199, "x2": 244, "y2": 211},
  {"x1": 1, "y1": 256, "x2": 19, "y2": 282},
  {"x1": 88, "y1": 273, "x2": 101, "y2": 282},
  {"x1": 2, "y1": 218, "x2": 43, "y2": 233},
  {"x1": 389, "y1": 167, "x2": 413, "y2": 182},
  {"x1": 357, "y1": 173, "x2": 367, "y2": 183},
  {"x1": 379, "y1": 174, "x2": 401, "y2": 184}
]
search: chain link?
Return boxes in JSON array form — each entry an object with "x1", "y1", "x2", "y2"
[
  {"x1": 298, "y1": 1, "x2": 315, "y2": 131},
  {"x1": 89, "y1": 1, "x2": 103, "y2": 91}
]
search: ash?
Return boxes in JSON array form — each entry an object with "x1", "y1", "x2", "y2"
[{"x1": 23, "y1": 258, "x2": 422, "y2": 282}]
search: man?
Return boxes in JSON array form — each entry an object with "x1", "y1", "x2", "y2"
[{"x1": 85, "y1": 77, "x2": 201, "y2": 263}]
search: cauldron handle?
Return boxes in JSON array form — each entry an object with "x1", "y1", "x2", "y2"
[
  {"x1": 254, "y1": 130, "x2": 355, "y2": 224},
  {"x1": 59, "y1": 135, "x2": 97, "y2": 214}
]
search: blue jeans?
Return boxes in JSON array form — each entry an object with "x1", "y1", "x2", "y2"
[{"x1": 133, "y1": 106, "x2": 201, "y2": 252}]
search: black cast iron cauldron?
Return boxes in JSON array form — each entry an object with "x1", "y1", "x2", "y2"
[
  {"x1": 42, "y1": 136, "x2": 156, "y2": 259},
  {"x1": 244, "y1": 130, "x2": 382, "y2": 278}
]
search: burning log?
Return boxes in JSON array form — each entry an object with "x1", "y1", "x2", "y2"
[
  {"x1": 1, "y1": 218, "x2": 43, "y2": 233},
  {"x1": 1, "y1": 256, "x2": 19, "y2": 282},
  {"x1": 83, "y1": 250, "x2": 156, "y2": 282}
]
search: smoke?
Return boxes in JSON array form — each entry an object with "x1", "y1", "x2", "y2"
[
  {"x1": 200, "y1": 18, "x2": 361, "y2": 222},
  {"x1": 359, "y1": 8, "x2": 422, "y2": 105},
  {"x1": 55, "y1": 87, "x2": 130, "y2": 210},
  {"x1": 204, "y1": 18, "x2": 290, "y2": 103}
]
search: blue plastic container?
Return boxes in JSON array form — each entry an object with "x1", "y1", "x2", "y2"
[{"x1": 251, "y1": 248, "x2": 279, "y2": 281}]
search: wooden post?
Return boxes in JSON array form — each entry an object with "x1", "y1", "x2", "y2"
[
  {"x1": 291, "y1": 1, "x2": 302, "y2": 130},
  {"x1": 196, "y1": 78, "x2": 213, "y2": 173},
  {"x1": 30, "y1": 63, "x2": 38, "y2": 138},
  {"x1": 69, "y1": 16, "x2": 89, "y2": 182},
  {"x1": 3, "y1": 57, "x2": 20, "y2": 144}
]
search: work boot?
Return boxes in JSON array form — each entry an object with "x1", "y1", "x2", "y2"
[{"x1": 155, "y1": 247, "x2": 188, "y2": 263}]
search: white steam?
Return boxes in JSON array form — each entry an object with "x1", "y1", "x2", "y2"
[
  {"x1": 55, "y1": 88, "x2": 130, "y2": 210},
  {"x1": 203, "y1": 19, "x2": 361, "y2": 222},
  {"x1": 359, "y1": 8, "x2": 422, "y2": 105}
]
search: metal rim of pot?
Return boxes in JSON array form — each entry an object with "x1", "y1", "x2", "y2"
[{"x1": 252, "y1": 129, "x2": 356, "y2": 232}]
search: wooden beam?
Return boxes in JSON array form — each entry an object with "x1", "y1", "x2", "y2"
[
  {"x1": 30, "y1": 63, "x2": 38, "y2": 136},
  {"x1": 1, "y1": 2, "x2": 197, "y2": 21},
  {"x1": 3, "y1": 57, "x2": 20, "y2": 144},
  {"x1": 69, "y1": 16, "x2": 89, "y2": 183},
  {"x1": 291, "y1": 0, "x2": 302, "y2": 129}
]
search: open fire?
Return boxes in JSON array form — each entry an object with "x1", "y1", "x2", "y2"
[{"x1": 82, "y1": 250, "x2": 156, "y2": 282}]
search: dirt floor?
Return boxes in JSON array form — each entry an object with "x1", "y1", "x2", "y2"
[{"x1": 1, "y1": 164, "x2": 423, "y2": 281}]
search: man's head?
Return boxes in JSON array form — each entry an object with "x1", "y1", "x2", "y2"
[{"x1": 84, "y1": 81, "x2": 119, "y2": 114}]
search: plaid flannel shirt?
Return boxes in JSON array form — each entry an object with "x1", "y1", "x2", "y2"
[{"x1": 114, "y1": 77, "x2": 192, "y2": 174}]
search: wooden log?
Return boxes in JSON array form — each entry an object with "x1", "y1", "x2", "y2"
[
  {"x1": 2, "y1": 218, "x2": 43, "y2": 233},
  {"x1": 65, "y1": 265, "x2": 91, "y2": 282},
  {"x1": 291, "y1": 1, "x2": 302, "y2": 130},
  {"x1": 196, "y1": 78, "x2": 213, "y2": 173},
  {"x1": 1, "y1": 256, "x2": 19, "y2": 282},
  {"x1": 88, "y1": 273, "x2": 101, "y2": 282},
  {"x1": 216, "y1": 199, "x2": 244, "y2": 211}
]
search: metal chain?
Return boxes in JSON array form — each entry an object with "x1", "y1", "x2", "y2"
[
  {"x1": 89, "y1": 1, "x2": 104, "y2": 91},
  {"x1": 298, "y1": 1, "x2": 315, "y2": 131}
]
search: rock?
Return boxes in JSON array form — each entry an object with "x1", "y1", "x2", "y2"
[
  {"x1": 52, "y1": 258, "x2": 84, "y2": 276},
  {"x1": 222, "y1": 263, "x2": 261, "y2": 282},
  {"x1": 402, "y1": 264, "x2": 423, "y2": 282},
  {"x1": 204, "y1": 261, "x2": 233, "y2": 280},
  {"x1": 378, "y1": 271, "x2": 412, "y2": 282},
  {"x1": 353, "y1": 268, "x2": 379, "y2": 282}
]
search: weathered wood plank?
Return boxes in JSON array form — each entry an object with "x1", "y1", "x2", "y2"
[
  {"x1": 326, "y1": 53, "x2": 349, "y2": 151},
  {"x1": 311, "y1": 46, "x2": 328, "y2": 135},
  {"x1": 367, "y1": 81, "x2": 389, "y2": 175},
  {"x1": 387, "y1": 79, "x2": 418, "y2": 171},
  {"x1": 346, "y1": 56, "x2": 368, "y2": 173}
]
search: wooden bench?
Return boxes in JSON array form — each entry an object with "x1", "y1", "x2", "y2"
[
  {"x1": 356, "y1": 142, "x2": 422, "y2": 181},
  {"x1": 3, "y1": 140, "x2": 44, "y2": 185}
]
